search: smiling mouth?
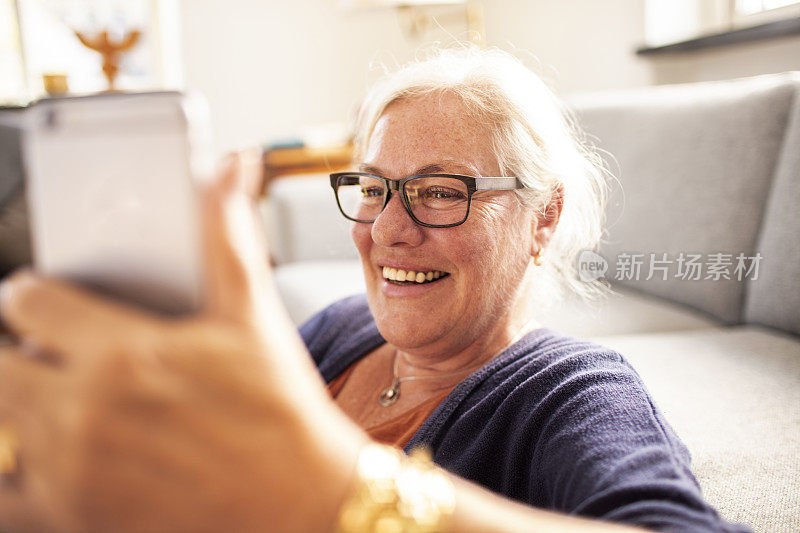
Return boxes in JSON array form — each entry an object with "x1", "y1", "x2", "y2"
[{"x1": 381, "y1": 266, "x2": 450, "y2": 285}]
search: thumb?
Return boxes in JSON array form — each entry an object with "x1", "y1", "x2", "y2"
[
  {"x1": 0, "y1": 269, "x2": 157, "y2": 363},
  {"x1": 201, "y1": 149, "x2": 277, "y2": 324}
]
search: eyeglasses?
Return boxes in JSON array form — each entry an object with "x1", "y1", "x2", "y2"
[{"x1": 330, "y1": 172, "x2": 524, "y2": 228}]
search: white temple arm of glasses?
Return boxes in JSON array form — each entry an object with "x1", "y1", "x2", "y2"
[{"x1": 474, "y1": 177, "x2": 522, "y2": 190}]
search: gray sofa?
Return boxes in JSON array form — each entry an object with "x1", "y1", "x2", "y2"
[{"x1": 263, "y1": 72, "x2": 800, "y2": 532}]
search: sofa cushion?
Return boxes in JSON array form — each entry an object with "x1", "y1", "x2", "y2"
[
  {"x1": 593, "y1": 327, "x2": 800, "y2": 532},
  {"x1": 745, "y1": 76, "x2": 800, "y2": 336},
  {"x1": 540, "y1": 286, "x2": 719, "y2": 338},
  {"x1": 571, "y1": 74, "x2": 798, "y2": 324}
]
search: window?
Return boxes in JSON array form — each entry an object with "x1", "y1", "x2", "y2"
[
  {"x1": 733, "y1": 0, "x2": 800, "y2": 25},
  {"x1": 644, "y1": 0, "x2": 800, "y2": 48},
  {"x1": 0, "y1": 1, "x2": 26, "y2": 103},
  {"x1": 736, "y1": 0, "x2": 800, "y2": 16},
  {"x1": 0, "y1": 0, "x2": 181, "y2": 103}
]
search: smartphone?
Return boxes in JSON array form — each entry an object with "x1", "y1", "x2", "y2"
[{"x1": 22, "y1": 92, "x2": 213, "y2": 315}]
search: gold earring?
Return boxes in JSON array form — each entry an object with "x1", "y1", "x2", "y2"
[{"x1": 533, "y1": 249, "x2": 544, "y2": 266}]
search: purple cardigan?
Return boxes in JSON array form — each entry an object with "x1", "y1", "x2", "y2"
[{"x1": 301, "y1": 295, "x2": 750, "y2": 532}]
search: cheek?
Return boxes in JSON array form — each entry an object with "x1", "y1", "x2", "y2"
[
  {"x1": 453, "y1": 205, "x2": 531, "y2": 299},
  {"x1": 351, "y1": 222, "x2": 372, "y2": 255},
  {"x1": 459, "y1": 203, "x2": 527, "y2": 266}
]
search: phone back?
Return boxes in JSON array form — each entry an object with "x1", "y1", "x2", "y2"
[{"x1": 23, "y1": 92, "x2": 211, "y2": 315}]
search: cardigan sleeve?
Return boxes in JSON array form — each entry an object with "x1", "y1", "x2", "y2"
[{"x1": 524, "y1": 348, "x2": 750, "y2": 532}]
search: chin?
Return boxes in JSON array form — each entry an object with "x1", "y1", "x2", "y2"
[
  {"x1": 377, "y1": 320, "x2": 441, "y2": 351},
  {"x1": 366, "y1": 296, "x2": 446, "y2": 349}
]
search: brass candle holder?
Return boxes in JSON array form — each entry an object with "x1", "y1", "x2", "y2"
[{"x1": 74, "y1": 29, "x2": 141, "y2": 91}]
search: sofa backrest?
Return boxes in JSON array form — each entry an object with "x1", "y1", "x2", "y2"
[
  {"x1": 744, "y1": 75, "x2": 800, "y2": 336},
  {"x1": 571, "y1": 73, "x2": 799, "y2": 326}
]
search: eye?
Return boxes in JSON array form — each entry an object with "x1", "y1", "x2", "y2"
[
  {"x1": 424, "y1": 187, "x2": 465, "y2": 200},
  {"x1": 361, "y1": 187, "x2": 384, "y2": 198}
]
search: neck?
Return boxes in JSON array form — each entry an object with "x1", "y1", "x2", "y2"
[
  {"x1": 390, "y1": 270, "x2": 540, "y2": 393},
  {"x1": 395, "y1": 304, "x2": 539, "y2": 393}
]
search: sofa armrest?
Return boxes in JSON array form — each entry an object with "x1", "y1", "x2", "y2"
[{"x1": 259, "y1": 173, "x2": 357, "y2": 265}]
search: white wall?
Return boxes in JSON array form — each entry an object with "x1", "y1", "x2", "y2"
[
  {"x1": 481, "y1": 0, "x2": 800, "y2": 90},
  {"x1": 178, "y1": 0, "x2": 800, "y2": 156},
  {"x1": 179, "y1": 0, "x2": 468, "y2": 156},
  {"x1": 482, "y1": 0, "x2": 652, "y2": 94}
]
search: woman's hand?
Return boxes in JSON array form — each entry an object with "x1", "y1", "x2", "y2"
[{"x1": 0, "y1": 152, "x2": 366, "y2": 533}]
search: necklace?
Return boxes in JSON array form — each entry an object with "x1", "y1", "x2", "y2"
[
  {"x1": 378, "y1": 318, "x2": 540, "y2": 407},
  {"x1": 378, "y1": 350, "x2": 487, "y2": 406}
]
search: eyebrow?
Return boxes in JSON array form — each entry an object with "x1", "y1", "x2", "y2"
[
  {"x1": 359, "y1": 163, "x2": 385, "y2": 175},
  {"x1": 358, "y1": 160, "x2": 478, "y2": 177}
]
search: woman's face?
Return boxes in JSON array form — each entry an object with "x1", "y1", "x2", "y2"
[{"x1": 352, "y1": 93, "x2": 536, "y2": 358}]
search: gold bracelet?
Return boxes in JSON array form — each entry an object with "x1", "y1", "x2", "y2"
[
  {"x1": 337, "y1": 443, "x2": 456, "y2": 533},
  {"x1": 0, "y1": 424, "x2": 19, "y2": 476}
]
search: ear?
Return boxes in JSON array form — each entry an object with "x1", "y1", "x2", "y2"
[{"x1": 530, "y1": 184, "x2": 564, "y2": 257}]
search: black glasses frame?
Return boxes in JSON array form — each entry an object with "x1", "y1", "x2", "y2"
[{"x1": 330, "y1": 172, "x2": 524, "y2": 228}]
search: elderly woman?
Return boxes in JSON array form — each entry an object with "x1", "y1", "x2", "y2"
[{"x1": 0, "y1": 48, "x2": 746, "y2": 533}]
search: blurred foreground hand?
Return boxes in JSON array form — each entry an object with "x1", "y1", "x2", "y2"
[{"x1": 0, "y1": 151, "x2": 366, "y2": 533}]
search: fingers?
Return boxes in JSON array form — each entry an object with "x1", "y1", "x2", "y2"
[
  {"x1": 239, "y1": 147, "x2": 265, "y2": 201},
  {"x1": 0, "y1": 346, "x2": 65, "y2": 533},
  {"x1": 207, "y1": 148, "x2": 263, "y2": 201},
  {"x1": 0, "y1": 345, "x2": 61, "y2": 427},
  {"x1": 0, "y1": 270, "x2": 157, "y2": 364},
  {"x1": 201, "y1": 150, "x2": 277, "y2": 324},
  {"x1": 0, "y1": 489, "x2": 49, "y2": 533}
]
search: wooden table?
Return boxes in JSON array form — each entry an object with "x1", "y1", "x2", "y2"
[{"x1": 261, "y1": 144, "x2": 354, "y2": 195}]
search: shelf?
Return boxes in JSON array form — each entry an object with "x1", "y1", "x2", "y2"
[{"x1": 636, "y1": 16, "x2": 800, "y2": 56}]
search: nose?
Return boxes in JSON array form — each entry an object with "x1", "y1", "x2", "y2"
[{"x1": 371, "y1": 192, "x2": 425, "y2": 247}]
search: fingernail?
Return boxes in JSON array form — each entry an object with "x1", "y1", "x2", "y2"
[
  {"x1": 0, "y1": 280, "x2": 10, "y2": 307},
  {"x1": 240, "y1": 146, "x2": 262, "y2": 163},
  {"x1": 0, "y1": 270, "x2": 34, "y2": 307},
  {"x1": 0, "y1": 276, "x2": 19, "y2": 307},
  {"x1": 216, "y1": 153, "x2": 236, "y2": 175},
  {"x1": 238, "y1": 148, "x2": 264, "y2": 199}
]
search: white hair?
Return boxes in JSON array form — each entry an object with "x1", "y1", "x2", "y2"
[{"x1": 353, "y1": 46, "x2": 609, "y2": 301}]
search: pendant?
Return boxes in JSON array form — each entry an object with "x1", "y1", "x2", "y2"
[{"x1": 379, "y1": 379, "x2": 400, "y2": 406}]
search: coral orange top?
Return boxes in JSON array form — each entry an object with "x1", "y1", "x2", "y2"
[{"x1": 327, "y1": 364, "x2": 453, "y2": 449}]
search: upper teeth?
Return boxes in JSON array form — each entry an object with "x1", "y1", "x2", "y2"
[{"x1": 382, "y1": 266, "x2": 445, "y2": 283}]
